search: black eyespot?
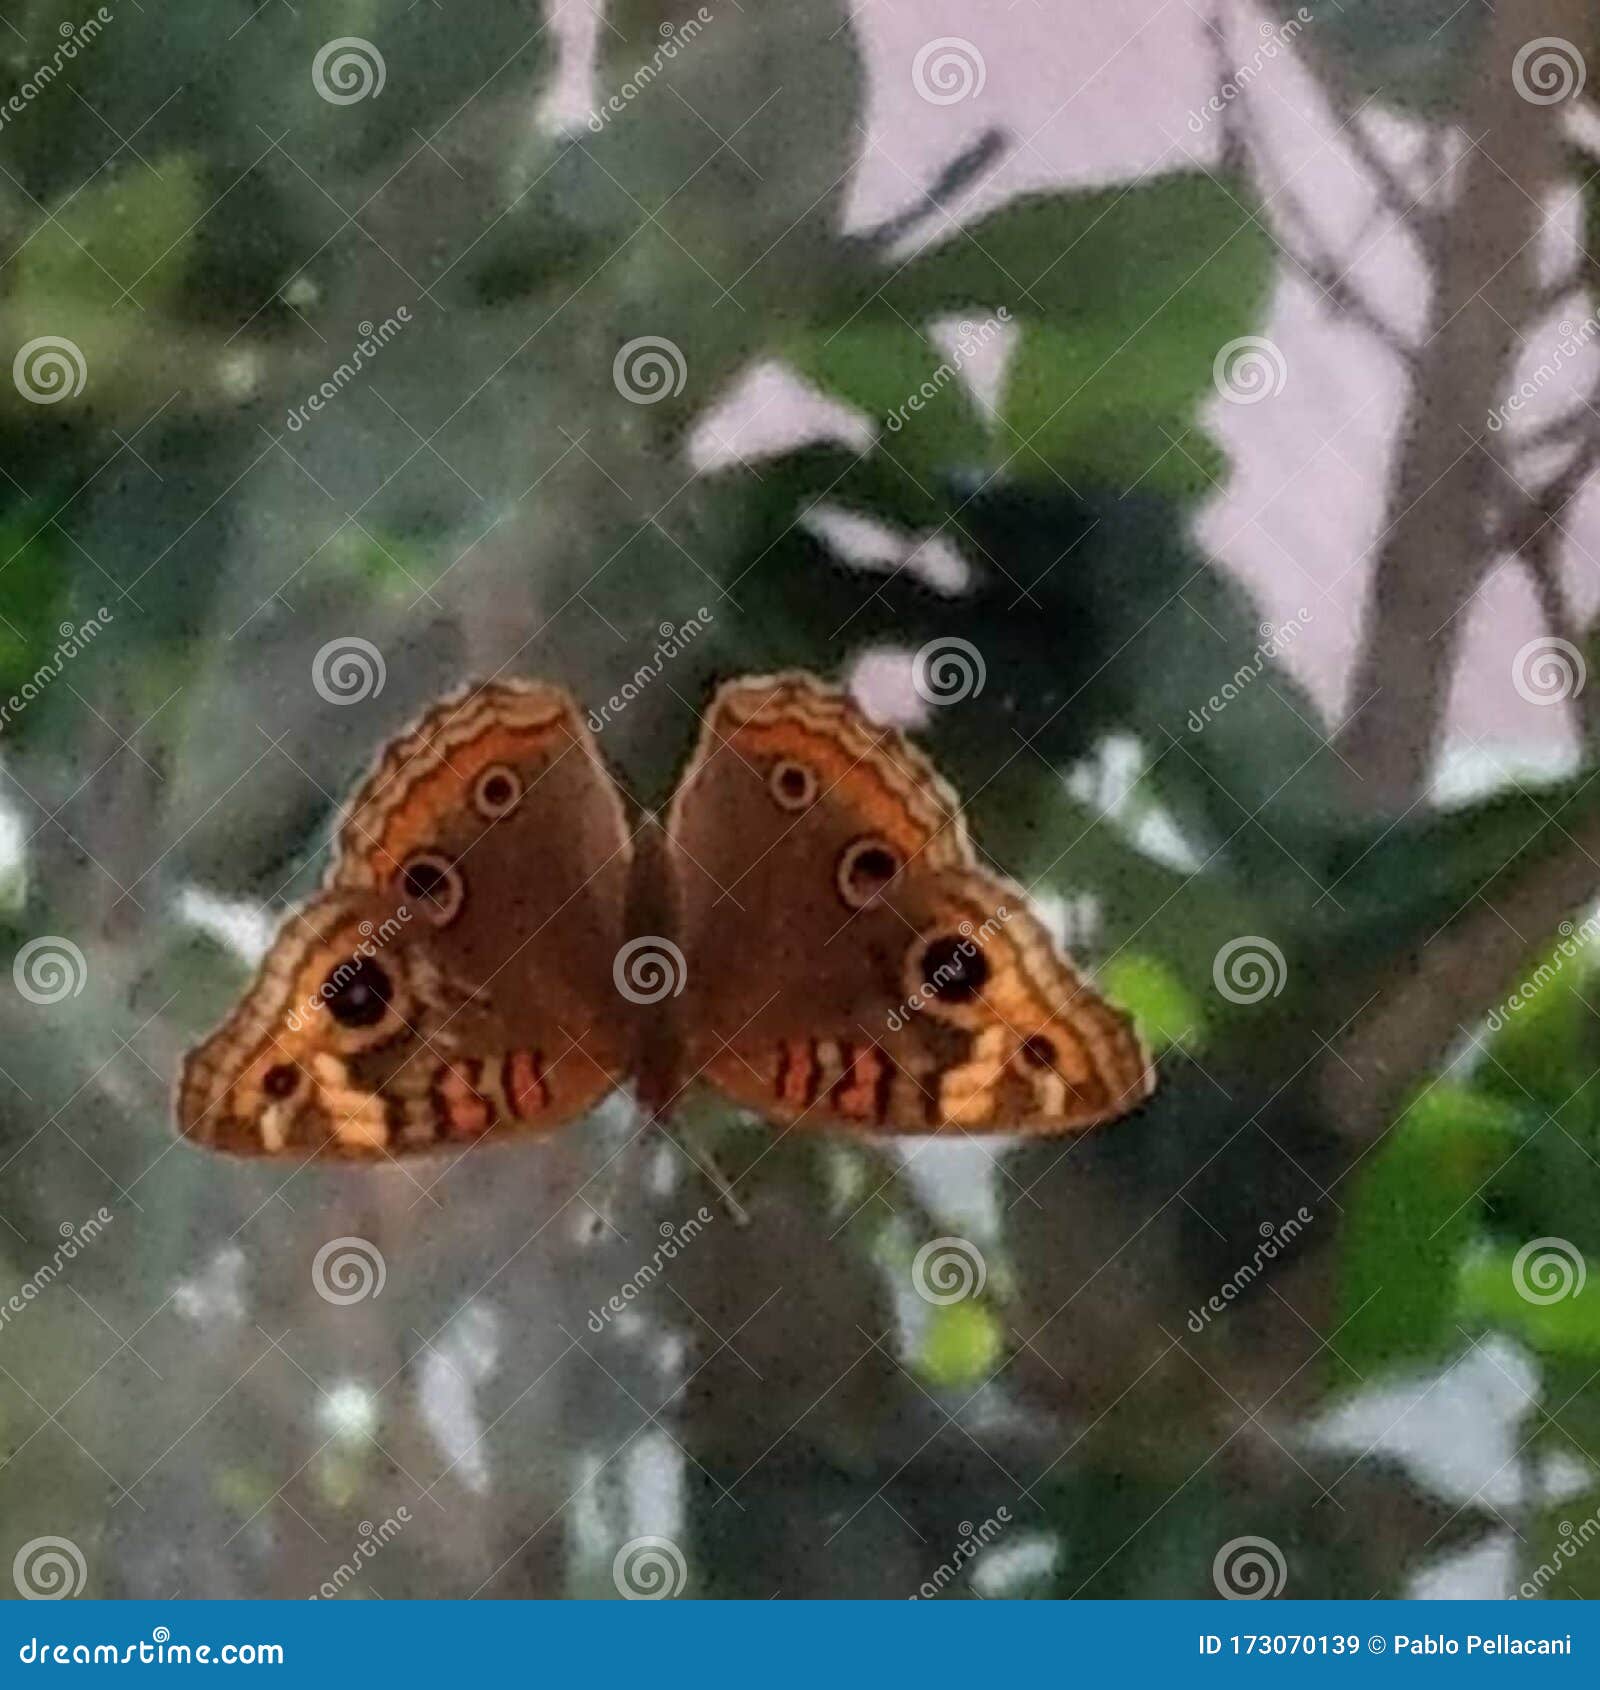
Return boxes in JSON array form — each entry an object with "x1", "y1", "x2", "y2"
[
  {"x1": 1020, "y1": 1036, "x2": 1057, "y2": 1070},
  {"x1": 261, "y1": 1063, "x2": 301, "y2": 1100},
  {"x1": 769, "y1": 759, "x2": 817, "y2": 811},
  {"x1": 324, "y1": 956, "x2": 392, "y2": 1028},
  {"x1": 473, "y1": 764, "x2": 522, "y2": 820},
  {"x1": 837, "y1": 837, "x2": 902, "y2": 909},
  {"x1": 400, "y1": 852, "x2": 465, "y2": 925},
  {"x1": 919, "y1": 934, "x2": 989, "y2": 1003}
]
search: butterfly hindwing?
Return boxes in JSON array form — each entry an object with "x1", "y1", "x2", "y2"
[
  {"x1": 663, "y1": 673, "x2": 1153, "y2": 1134},
  {"x1": 177, "y1": 681, "x2": 632, "y2": 1158}
]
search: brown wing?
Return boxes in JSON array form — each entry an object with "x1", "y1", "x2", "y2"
[
  {"x1": 663, "y1": 671, "x2": 1153, "y2": 1135},
  {"x1": 176, "y1": 680, "x2": 633, "y2": 1158}
]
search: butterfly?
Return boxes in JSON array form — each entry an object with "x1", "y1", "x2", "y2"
[{"x1": 176, "y1": 672, "x2": 1154, "y2": 1157}]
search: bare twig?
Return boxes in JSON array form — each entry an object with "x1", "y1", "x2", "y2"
[{"x1": 859, "y1": 127, "x2": 1010, "y2": 252}]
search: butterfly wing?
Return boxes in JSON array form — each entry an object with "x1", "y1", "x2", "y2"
[
  {"x1": 177, "y1": 680, "x2": 633, "y2": 1157},
  {"x1": 663, "y1": 672, "x2": 1153, "y2": 1135}
]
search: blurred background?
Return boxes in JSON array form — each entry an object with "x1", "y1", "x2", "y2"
[{"x1": 2, "y1": 0, "x2": 1600, "y2": 1600}]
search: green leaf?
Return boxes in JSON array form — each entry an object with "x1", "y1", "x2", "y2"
[
  {"x1": 1335, "y1": 1086, "x2": 1521, "y2": 1378},
  {"x1": 1459, "y1": 1244, "x2": 1600, "y2": 1357},
  {"x1": 914, "y1": 1300, "x2": 1005, "y2": 1388},
  {"x1": 787, "y1": 321, "x2": 991, "y2": 478},
  {"x1": 1099, "y1": 953, "x2": 1204, "y2": 1055},
  {"x1": 16, "y1": 153, "x2": 205, "y2": 314},
  {"x1": 1261, "y1": 0, "x2": 1487, "y2": 119},
  {"x1": 871, "y1": 175, "x2": 1270, "y2": 327}
]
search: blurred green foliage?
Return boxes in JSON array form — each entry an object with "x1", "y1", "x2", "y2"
[{"x1": 0, "y1": 0, "x2": 1592, "y2": 1605}]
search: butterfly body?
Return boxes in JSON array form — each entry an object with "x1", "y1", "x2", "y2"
[{"x1": 177, "y1": 673, "x2": 1153, "y2": 1160}]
